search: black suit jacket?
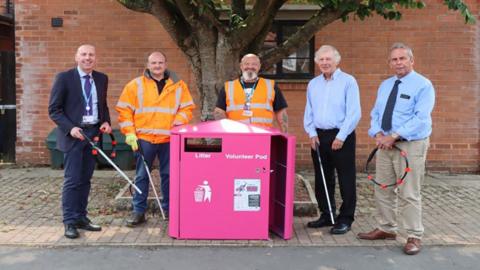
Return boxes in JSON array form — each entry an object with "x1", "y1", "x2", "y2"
[{"x1": 48, "y1": 68, "x2": 110, "y2": 152}]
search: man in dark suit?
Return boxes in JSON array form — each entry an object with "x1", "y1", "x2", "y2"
[{"x1": 48, "y1": 44, "x2": 112, "y2": 239}]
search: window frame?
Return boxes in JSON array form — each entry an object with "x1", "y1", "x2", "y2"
[{"x1": 261, "y1": 20, "x2": 315, "y2": 80}]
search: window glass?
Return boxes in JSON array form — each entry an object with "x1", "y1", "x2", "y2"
[{"x1": 261, "y1": 21, "x2": 314, "y2": 79}]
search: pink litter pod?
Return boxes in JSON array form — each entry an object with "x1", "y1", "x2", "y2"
[{"x1": 169, "y1": 119, "x2": 295, "y2": 240}]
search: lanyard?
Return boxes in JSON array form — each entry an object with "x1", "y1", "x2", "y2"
[
  {"x1": 82, "y1": 76, "x2": 93, "y2": 110},
  {"x1": 240, "y1": 79, "x2": 258, "y2": 103}
]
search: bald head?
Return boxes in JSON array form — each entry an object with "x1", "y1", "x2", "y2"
[
  {"x1": 147, "y1": 51, "x2": 168, "y2": 80},
  {"x1": 75, "y1": 44, "x2": 96, "y2": 74},
  {"x1": 241, "y1": 53, "x2": 260, "y2": 64},
  {"x1": 240, "y1": 53, "x2": 261, "y2": 82},
  {"x1": 147, "y1": 51, "x2": 167, "y2": 63}
]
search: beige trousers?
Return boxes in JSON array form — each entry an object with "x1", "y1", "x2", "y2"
[{"x1": 374, "y1": 138, "x2": 429, "y2": 239}]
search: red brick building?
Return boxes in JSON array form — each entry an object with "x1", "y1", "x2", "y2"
[
  {"x1": 12, "y1": 0, "x2": 479, "y2": 172},
  {"x1": 0, "y1": 0, "x2": 13, "y2": 51}
]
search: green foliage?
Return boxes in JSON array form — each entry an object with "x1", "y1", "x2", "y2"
[
  {"x1": 229, "y1": 13, "x2": 247, "y2": 28},
  {"x1": 117, "y1": 0, "x2": 152, "y2": 11},
  {"x1": 306, "y1": 0, "x2": 475, "y2": 24},
  {"x1": 195, "y1": 0, "x2": 475, "y2": 28},
  {"x1": 443, "y1": 0, "x2": 475, "y2": 23}
]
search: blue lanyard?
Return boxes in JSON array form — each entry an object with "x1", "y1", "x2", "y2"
[
  {"x1": 240, "y1": 79, "x2": 258, "y2": 103},
  {"x1": 82, "y1": 76, "x2": 93, "y2": 108}
]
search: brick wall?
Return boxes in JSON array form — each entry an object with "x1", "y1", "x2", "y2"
[
  {"x1": 14, "y1": 0, "x2": 479, "y2": 172},
  {"x1": 291, "y1": 0, "x2": 480, "y2": 172},
  {"x1": 14, "y1": 0, "x2": 196, "y2": 165}
]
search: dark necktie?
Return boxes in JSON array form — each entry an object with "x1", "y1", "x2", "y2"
[
  {"x1": 83, "y1": 75, "x2": 92, "y2": 115},
  {"x1": 381, "y1": 79, "x2": 401, "y2": 132}
]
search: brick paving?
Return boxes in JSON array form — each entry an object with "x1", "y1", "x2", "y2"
[{"x1": 0, "y1": 167, "x2": 479, "y2": 247}]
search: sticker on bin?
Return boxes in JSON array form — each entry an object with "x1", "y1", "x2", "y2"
[
  {"x1": 194, "y1": 180, "x2": 212, "y2": 203},
  {"x1": 233, "y1": 179, "x2": 261, "y2": 211}
]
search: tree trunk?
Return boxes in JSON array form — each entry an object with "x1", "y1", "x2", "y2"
[{"x1": 188, "y1": 31, "x2": 241, "y2": 121}]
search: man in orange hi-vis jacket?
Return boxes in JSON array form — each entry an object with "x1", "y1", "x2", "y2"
[
  {"x1": 116, "y1": 51, "x2": 195, "y2": 226},
  {"x1": 214, "y1": 54, "x2": 288, "y2": 133}
]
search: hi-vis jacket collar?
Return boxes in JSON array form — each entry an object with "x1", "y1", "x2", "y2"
[{"x1": 144, "y1": 69, "x2": 180, "y2": 84}]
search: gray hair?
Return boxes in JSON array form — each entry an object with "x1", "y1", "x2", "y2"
[
  {"x1": 390, "y1": 42, "x2": 414, "y2": 59},
  {"x1": 314, "y1": 45, "x2": 341, "y2": 64}
]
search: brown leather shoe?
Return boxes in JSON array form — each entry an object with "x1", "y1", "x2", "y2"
[
  {"x1": 404, "y1": 237, "x2": 421, "y2": 255},
  {"x1": 357, "y1": 228, "x2": 397, "y2": 240}
]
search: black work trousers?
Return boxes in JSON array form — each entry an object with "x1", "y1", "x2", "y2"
[{"x1": 310, "y1": 129, "x2": 357, "y2": 225}]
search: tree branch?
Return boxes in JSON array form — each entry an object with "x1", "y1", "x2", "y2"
[
  {"x1": 116, "y1": 0, "x2": 152, "y2": 13},
  {"x1": 260, "y1": 1, "x2": 362, "y2": 69},
  {"x1": 194, "y1": 1, "x2": 228, "y2": 34},
  {"x1": 151, "y1": 1, "x2": 198, "y2": 53},
  {"x1": 173, "y1": 0, "x2": 201, "y2": 28},
  {"x1": 230, "y1": 0, "x2": 288, "y2": 50},
  {"x1": 173, "y1": 0, "x2": 226, "y2": 35},
  {"x1": 116, "y1": 0, "x2": 195, "y2": 53}
]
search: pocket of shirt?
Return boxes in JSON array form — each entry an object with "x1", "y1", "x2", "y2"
[{"x1": 394, "y1": 94, "x2": 415, "y2": 114}]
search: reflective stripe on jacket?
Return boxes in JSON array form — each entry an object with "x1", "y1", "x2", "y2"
[
  {"x1": 116, "y1": 70, "x2": 195, "y2": 144},
  {"x1": 225, "y1": 77, "x2": 275, "y2": 127}
]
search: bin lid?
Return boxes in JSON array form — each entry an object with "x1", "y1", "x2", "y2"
[{"x1": 171, "y1": 119, "x2": 282, "y2": 136}]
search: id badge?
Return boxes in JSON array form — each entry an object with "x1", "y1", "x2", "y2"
[
  {"x1": 242, "y1": 110, "x2": 253, "y2": 117},
  {"x1": 82, "y1": 115, "x2": 95, "y2": 123}
]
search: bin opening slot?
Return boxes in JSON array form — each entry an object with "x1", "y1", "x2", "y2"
[{"x1": 184, "y1": 137, "x2": 222, "y2": 152}]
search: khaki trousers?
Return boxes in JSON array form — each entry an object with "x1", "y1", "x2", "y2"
[{"x1": 374, "y1": 138, "x2": 429, "y2": 239}]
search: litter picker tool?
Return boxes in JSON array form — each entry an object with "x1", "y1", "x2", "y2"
[
  {"x1": 315, "y1": 143, "x2": 335, "y2": 225},
  {"x1": 79, "y1": 130, "x2": 142, "y2": 194},
  {"x1": 365, "y1": 144, "x2": 410, "y2": 189}
]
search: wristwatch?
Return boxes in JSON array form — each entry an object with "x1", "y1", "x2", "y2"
[{"x1": 391, "y1": 132, "x2": 400, "y2": 140}]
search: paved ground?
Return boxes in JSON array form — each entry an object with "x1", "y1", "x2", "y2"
[
  {"x1": 0, "y1": 167, "x2": 479, "y2": 248},
  {"x1": 2, "y1": 246, "x2": 480, "y2": 270}
]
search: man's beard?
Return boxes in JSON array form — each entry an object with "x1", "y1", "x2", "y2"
[{"x1": 242, "y1": 71, "x2": 258, "y2": 81}]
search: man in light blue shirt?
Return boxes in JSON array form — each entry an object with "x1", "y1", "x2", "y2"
[
  {"x1": 304, "y1": 45, "x2": 361, "y2": 235},
  {"x1": 358, "y1": 43, "x2": 435, "y2": 256}
]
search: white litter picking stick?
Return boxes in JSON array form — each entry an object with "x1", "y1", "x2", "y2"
[
  {"x1": 315, "y1": 143, "x2": 335, "y2": 225},
  {"x1": 80, "y1": 130, "x2": 142, "y2": 194}
]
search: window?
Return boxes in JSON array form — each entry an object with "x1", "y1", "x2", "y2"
[{"x1": 262, "y1": 21, "x2": 315, "y2": 80}]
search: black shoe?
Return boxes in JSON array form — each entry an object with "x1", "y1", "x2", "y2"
[
  {"x1": 64, "y1": 224, "x2": 79, "y2": 239},
  {"x1": 307, "y1": 217, "x2": 335, "y2": 228},
  {"x1": 330, "y1": 223, "x2": 351, "y2": 235},
  {"x1": 126, "y1": 212, "x2": 146, "y2": 227},
  {"x1": 75, "y1": 217, "x2": 102, "y2": 231}
]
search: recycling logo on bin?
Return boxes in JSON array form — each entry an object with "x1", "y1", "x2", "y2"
[{"x1": 194, "y1": 180, "x2": 212, "y2": 203}]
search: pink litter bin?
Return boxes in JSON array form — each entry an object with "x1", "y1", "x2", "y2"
[{"x1": 169, "y1": 119, "x2": 295, "y2": 240}]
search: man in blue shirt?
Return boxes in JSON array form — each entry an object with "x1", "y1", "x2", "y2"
[
  {"x1": 357, "y1": 43, "x2": 435, "y2": 256},
  {"x1": 304, "y1": 45, "x2": 361, "y2": 235}
]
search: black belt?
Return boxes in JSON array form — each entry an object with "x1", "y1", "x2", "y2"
[
  {"x1": 397, "y1": 137, "x2": 427, "y2": 142},
  {"x1": 316, "y1": 128, "x2": 339, "y2": 133}
]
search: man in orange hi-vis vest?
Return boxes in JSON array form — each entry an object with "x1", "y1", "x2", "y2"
[
  {"x1": 214, "y1": 54, "x2": 288, "y2": 132},
  {"x1": 116, "y1": 51, "x2": 195, "y2": 226}
]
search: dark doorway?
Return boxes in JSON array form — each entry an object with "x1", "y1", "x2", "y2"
[{"x1": 0, "y1": 51, "x2": 15, "y2": 162}]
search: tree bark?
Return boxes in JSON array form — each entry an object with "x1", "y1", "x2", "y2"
[{"x1": 183, "y1": 24, "x2": 241, "y2": 121}]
